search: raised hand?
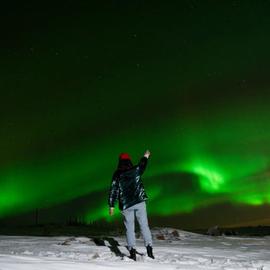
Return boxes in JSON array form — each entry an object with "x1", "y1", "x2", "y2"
[{"x1": 144, "y1": 149, "x2": 151, "y2": 158}]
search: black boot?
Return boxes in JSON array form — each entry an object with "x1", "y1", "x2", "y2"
[
  {"x1": 146, "y1": 244, "x2": 155, "y2": 259},
  {"x1": 129, "y1": 247, "x2": 136, "y2": 261}
]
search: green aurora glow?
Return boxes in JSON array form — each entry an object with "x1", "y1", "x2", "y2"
[{"x1": 1, "y1": 1, "x2": 270, "y2": 227}]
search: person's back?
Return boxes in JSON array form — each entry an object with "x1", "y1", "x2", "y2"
[
  {"x1": 109, "y1": 155, "x2": 149, "y2": 211},
  {"x1": 108, "y1": 150, "x2": 155, "y2": 260}
]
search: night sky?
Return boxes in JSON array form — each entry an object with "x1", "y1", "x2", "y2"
[{"x1": 1, "y1": 0, "x2": 270, "y2": 229}]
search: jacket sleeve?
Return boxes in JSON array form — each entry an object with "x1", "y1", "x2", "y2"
[
  {"x1": 138, "y1": 156, "x2": 148, "y2": 175},
  {"x1": 108, "y1": 172, "x2": 119, "y2": 208}
]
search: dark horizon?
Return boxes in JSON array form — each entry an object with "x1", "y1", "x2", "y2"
[{"x1": 1, "y1": 194, "x2": 270, "y2": 230}]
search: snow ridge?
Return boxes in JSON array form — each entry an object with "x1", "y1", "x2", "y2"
[{"x1": 0, "y1": 227, "x2": 269, "y2": 269}]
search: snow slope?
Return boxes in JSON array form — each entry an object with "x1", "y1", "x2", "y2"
[{"x1": 0, "y1": 227, "x2": 269, "y2": 270}]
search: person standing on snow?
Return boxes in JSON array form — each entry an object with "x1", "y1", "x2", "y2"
[{"x1": 108, "y1": 150, "x2": 154, "y2": 261}]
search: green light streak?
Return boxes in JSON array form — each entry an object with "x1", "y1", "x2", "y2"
[
  {"x1": 181, "y1": 159, "x2": 225, "y2": 193},
  {"x1": 2, "y1": 104, "x2": 270, "y2": 223}
]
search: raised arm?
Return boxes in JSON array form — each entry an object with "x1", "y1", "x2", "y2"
[{"x1": 138, "y1": 150, "x2": 151, "y2": 175}]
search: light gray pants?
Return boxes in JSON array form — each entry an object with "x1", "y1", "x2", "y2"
[{"x1": 121, "y1": 200, "x2": 153, "y2": 251}]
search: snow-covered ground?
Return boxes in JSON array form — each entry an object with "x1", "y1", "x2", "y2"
[{"x1": 0, "y1": 227, "x2": 269, "y2": 270}]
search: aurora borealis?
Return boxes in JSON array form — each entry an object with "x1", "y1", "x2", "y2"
[{"x1": 1, "y1": 1, "x2": 270, "y2": 229}]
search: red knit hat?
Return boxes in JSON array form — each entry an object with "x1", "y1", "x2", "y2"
[{"x1": 119, "y1": 153, "x2": 131, "y2": 160}]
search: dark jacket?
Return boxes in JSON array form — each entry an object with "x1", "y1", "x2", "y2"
[{"x1": 108, "y1": 156, "x2": 149, "y2": 211}]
